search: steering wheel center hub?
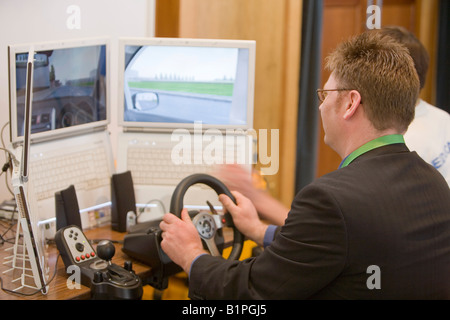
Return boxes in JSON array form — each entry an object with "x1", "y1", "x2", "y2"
[{"x1": 193, "y1": 213, "x2": 217, "y2": 240}]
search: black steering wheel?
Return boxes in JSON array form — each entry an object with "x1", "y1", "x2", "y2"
[{"x1": 169, "y1": 174, "x2": 244, "y2": 261}]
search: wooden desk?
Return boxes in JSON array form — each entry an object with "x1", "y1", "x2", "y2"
[{"x1": 0, "y1": 225, "x2": 152, "y2": 300}]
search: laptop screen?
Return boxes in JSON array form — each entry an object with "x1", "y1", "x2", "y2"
[
  {"x1": 8, "y1": 38, "x2": 109, "y2": 145},
  {"x1": 118, "y1": 37, "x2": 255, "y2": 131}
]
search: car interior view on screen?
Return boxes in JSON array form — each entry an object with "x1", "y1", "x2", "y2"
[{"x1": 12, "y1": 44, "x2": 107, "y2": 139}]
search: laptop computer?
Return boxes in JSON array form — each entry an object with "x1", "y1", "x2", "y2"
[
  {"x1": 115, "y1": 37, "x2": 256, "y2": 221},
  {"x1": 8, "y1": 38, "x2": 115, "y2": 231}
]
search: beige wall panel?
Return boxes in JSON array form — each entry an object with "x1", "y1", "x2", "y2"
[{"x1": 175, "y1": 0, "x2": 302, "y2": 204}]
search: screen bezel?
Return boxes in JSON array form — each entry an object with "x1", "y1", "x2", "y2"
[
  {"x1": 8, "y1": 37, "x2": 110, "y2": 145},
  {"x1": 117, "y1": 37, "x2": 256, "y2": 132}
]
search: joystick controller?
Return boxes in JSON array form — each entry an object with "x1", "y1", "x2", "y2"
[{"x1": 55, "y1": 225, "x2": 143, "y2": 300}]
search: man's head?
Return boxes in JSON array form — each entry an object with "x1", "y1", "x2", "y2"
[
  {"x1": 376, "y1": 26, "x2": 429, "y2": 90},
  {"x1": 323, "y1": 30, "x2": 419, "y2": 138}
]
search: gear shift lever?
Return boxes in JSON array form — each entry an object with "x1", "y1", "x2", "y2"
[
  {"x1": 95, "y1": 239, "x2": 138, "y2": 288},
  {"x1": 55, "y1": 225, "x2": 143, "y2": 299},
  {"x1": 96, "y1": 240, "x2": 116, "y2": 265}
]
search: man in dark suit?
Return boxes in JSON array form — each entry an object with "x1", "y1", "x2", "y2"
[{"x1": 159, "y1": 31, "x2": 450, "y2": 299}]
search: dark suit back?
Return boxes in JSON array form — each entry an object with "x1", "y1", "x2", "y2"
[
  {"x1": 308, "y1": 144, "x2": 450, "y2": 299},
  {"x1": 188, "y1": 144, "x2": 450, "y2": 299}
]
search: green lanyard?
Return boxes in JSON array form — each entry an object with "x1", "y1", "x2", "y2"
[{"x1": 339, "y1": 134, "x2": 405, "y2": 169}]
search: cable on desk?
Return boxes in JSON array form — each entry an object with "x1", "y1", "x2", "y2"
[
  {"x1": 0, "y1": 253, "x2": 61, "y2": 297},
  {"x1": 0, "y1": 219, "x2": 17, "y2": 245},
  {"x1": 137, "y1": 198, "x2": 166, "y2": 221}
]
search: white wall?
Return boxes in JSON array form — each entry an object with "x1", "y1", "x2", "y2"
[{"x1": 0, "y1": 0, "x2": 155, "y2": 204}]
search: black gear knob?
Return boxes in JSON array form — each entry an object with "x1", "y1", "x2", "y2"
[{"x1": 96, "y1": 240, "x2": 115, "y2": 263}]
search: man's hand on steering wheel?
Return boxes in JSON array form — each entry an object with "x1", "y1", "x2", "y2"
[
  {"x1": 219, "y1": 191, "x2": 268, "y2": 248},
  {"x1": 160, "y1": 209, "x2": 207, "y2": 274}
]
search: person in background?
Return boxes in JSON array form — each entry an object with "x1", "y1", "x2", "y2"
[
  {"x1": 159, "y1": 31, "x2": 450, "y2": 299},
  {"x1": 377, "y1": 26, "x2": 450, "y2": 186}
]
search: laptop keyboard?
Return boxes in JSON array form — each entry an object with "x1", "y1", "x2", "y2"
[
  {"x1": 127, "y1": 146, "x2": 215, "y2": 186},
  {"x1": 125, "y1": 136, "x2": 251, "y2": 186},
  {"x1": 30, "y1": 146, "x2": 111, "y2": 201}
]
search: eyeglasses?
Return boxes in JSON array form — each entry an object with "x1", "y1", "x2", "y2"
[{"x1": 316, "y1": 89, "x2": 356, "y2": 103}]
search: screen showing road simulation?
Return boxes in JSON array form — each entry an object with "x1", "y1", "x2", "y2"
[{"x1": 122, "y1": 44, "x2": 251, "y2": 126}]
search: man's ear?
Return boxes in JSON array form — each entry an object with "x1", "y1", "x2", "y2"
[{"x1": 343, "y1": 90, "x2": 362, "y2": 120}]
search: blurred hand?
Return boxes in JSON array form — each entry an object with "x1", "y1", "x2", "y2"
[{"x1": 215, "y1": 164, "x2": 260, "y2": 200}]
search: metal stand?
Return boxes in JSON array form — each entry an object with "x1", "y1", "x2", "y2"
[{"x1": 2, "y1": 216, "x2": 42, "y2": 292}]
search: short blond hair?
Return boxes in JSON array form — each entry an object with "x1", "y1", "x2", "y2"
[{"x1": 325, "y1": 31, "x2": 419, "y2": 133}]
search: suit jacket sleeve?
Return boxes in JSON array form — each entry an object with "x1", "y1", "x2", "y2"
[{"x1": 188, "y1": 183, "x2": 348, "y2": 300}]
